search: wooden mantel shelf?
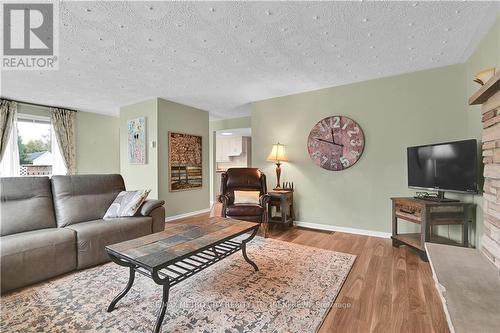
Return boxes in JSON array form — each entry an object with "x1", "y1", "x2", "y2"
[{"x1": 469, "y1": 71, "x2": 500, "y2": 105}]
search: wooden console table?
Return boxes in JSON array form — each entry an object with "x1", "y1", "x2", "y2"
[
  {"x1": 267, "y1": 190, "x2": 294, "y2": 226},
  {"x1": 391, "y1": 197, "x2": 475, "y2": 261}
]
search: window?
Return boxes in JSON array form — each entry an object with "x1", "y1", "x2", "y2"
[
  {"x1": 0, "y1": 112, "x2": 66, "y2": 177},
  {"x1": 17, "y1": 114, "x2": 53, "y2": 176}
]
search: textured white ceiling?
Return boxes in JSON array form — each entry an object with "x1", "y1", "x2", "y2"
[{"x1": 1, "y1": 1, "x2": 499, "y2": 119}]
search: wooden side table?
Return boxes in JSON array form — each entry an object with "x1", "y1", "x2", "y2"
[
  {"x1": 267, "y1": 190, "x2": 294, "y2": 226},
  {"x1": 391, "y1": 197, "x2": 475, "y2": 261}
]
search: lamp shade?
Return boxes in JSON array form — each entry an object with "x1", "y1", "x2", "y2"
[{"x1": 266, "y1": 143, "x2": 289, "y2": 162}]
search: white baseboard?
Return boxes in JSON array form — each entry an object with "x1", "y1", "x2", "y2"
[
  {"x1": 165, "y1": 208, "x2": 211, "y2": 222},
  {"x1": 164, "y1": 211, "x2": 391, "y2": 238},
  {"x1": 294, "y1": 220, "x2": 391, "y2": 239}
]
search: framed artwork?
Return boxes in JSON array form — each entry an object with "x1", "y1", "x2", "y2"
[
  {"x1": 127, "y1": 117, "x2": 146, "y2": 164},
  {"x1": 169, "y1": 132, "x2": 202, "y2": 191}
]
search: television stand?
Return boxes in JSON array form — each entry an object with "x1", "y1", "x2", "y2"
[
  {"x1": 391, "y1": 197, "x2": 475, "y2": 261},
  {"x1": 414, "y1": 196, "x2": 459, "y2": 203},
  {"x1": 414, "y1": 191, "x2": 459, "y2": 203}
]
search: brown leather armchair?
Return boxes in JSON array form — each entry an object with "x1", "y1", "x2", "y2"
[{"x1": 218, "y1": 168, "x2": 271, "y2": 236}]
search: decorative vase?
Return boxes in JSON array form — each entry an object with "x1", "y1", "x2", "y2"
[{"x1": 473, "y1": 68, "x2": 496, "y2": 85}]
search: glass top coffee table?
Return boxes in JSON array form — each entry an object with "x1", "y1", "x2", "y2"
[{"x1": 105, "y1": 217, "x2": 260, "y2": 333}]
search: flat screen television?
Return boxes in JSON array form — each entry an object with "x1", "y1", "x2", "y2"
[{"x1": 407, "y1": 139, "x2": 478, "y2": 195}]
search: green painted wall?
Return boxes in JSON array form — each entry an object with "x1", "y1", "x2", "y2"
[
  {"x1": 17, "y1": 104, "x2": 120, "y2": 174},
  {"x1": 75, "y1": 111, "x2": 120, "y2": 174},
  {"x1": 250, "y1": 17, "x2": 499, "y2": 244},
  {"x1": 119, "y1": 99, "x2": 159, "y2": 198},
  {"x1": 158, "y1": 98, "x2": 210, "y2": 217},
  {"x1": 252, "y1": 64, "x2": 470, "y2": 235},
  {"x1": 120, "y1": 98, "x2": 210, "y2": 216},
  {"x1": 209, "y1": 116, "x2": 252, "y2": 202},
  {"x1": 210, "y1": 116, "x2": 252, "y2": 131}
]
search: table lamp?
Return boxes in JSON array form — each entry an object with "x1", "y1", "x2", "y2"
[{"x1": 266, "y1": 142, "x2": 289, "y2": 190}]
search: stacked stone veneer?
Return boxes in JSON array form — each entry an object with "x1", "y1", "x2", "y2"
[{"x1": 480, "y1": 88, "x2": 500, "y2": 270}]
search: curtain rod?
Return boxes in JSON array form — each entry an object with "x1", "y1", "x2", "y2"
[{"x1": 0, "y1": 97, "x2": 77, "y2": 112}]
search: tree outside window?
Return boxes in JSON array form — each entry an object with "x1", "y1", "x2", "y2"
[{"x1": 17, "y1": 116, "x2": 52, "y2": 175}]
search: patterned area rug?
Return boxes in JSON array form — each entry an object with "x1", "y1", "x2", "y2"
[{"x1": 1, "y1": 237, "x2": 355, "y2": 333}]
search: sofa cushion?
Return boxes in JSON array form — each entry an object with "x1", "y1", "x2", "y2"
[
  {"x1": 226, "y1": 204, "x2": 263, "y2": 216},
  {"x1": 103, "y1": 189, "x2": 150, "y2": 218},
  {"x1": 0, "y1": 176, "x2": 56, "y2": 236},
  {"x1": 225, "y1": 168, "x2": 264, "y2": 191},
  {"x1": 65, "y1": 217, "x2": 152, "y2": 269},
  {"x1": 1, "y1": 228, "x2": 76, "y2": 293},
  {"x1": 233, "y1": 190, "x2": 260, "y2": 204},
  {"x1": 51, "y1": 174, "x2": 125, "y2": 227}
]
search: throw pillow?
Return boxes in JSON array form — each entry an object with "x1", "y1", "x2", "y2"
[
  {"x1": 233, "y1": 190, "x2": 260, "y2": 204},
  {"x1": 103, "y1": 189, "x2": 151, "y2": 219}
]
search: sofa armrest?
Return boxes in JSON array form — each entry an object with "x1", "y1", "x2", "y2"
[
  {"x1": 218, "y1": 194, "x2": 230, "y2": 205},
  {"x1": 150, "y1": 205, "x2": 166, "y2": 233},
  {"x1": 139, "y1": 199, "x2": 165, "y2": 216},
  {"x1": 260, "y1": 194, "x2": 271, "y2": 207},
  {"x1": 259, "y1": 194, "x2": 271, "y2": 236},
  {"x1": 218, "y1": 194, "x2": 230, "y2": 218}
]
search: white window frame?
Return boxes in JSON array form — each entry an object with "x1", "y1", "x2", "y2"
[
  {"x1": 16, "y1": 113, "x2": 68, "y2": 176},
  {"x1": 17, "y1": 113, "x2": 51, "y2": 124},
  {"x1": 17, "y1": 113, "x2": 53, "y2": 176}
]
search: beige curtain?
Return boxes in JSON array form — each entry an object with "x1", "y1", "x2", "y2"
[
  {"x1": 51, "y1": 108, "x2": 76, "y2": 175},
  {"x1": 0, "y1": 99, "x2": 17, "y2": 161}
]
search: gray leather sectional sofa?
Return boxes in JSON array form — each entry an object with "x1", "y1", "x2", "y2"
[{"x1": 0, "y1": 174, "x2": 165, "y2": 293}]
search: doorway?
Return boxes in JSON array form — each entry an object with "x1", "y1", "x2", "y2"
[{"x1": 213, "y1": 127, "x2": 252, "y2": 202}]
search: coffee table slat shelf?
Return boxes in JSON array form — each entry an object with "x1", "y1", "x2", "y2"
[
  {"x1": 125, "y1": 239, "x2": 245, "y2": 287},
  {"x1": 105, "y1": 217, "x2": 261, "y2": 333}
]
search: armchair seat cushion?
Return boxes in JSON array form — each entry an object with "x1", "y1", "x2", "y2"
[
  {"x1": 225, "y1": 215, "x2": 262, "y2": 223},
  {"x1": 226, "y1": 204, "x2": 264, "y2": 216}
]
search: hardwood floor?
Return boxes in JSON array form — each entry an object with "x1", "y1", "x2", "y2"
[{"x1": 169, "y1": 214, "x2": 450, "y2": 333}]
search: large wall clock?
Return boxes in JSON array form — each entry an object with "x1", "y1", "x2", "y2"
[{"x1": 307, "y1": 116, "x2": 365, "y2": 171}]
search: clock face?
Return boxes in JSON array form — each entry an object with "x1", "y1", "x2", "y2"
[{"x1": 307, "y1": 116, "x2": 365, "y2": 171}]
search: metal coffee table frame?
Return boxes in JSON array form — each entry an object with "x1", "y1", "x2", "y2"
[{"x1": 105, "y1": 224, "x2": 259, "y2": 333}]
